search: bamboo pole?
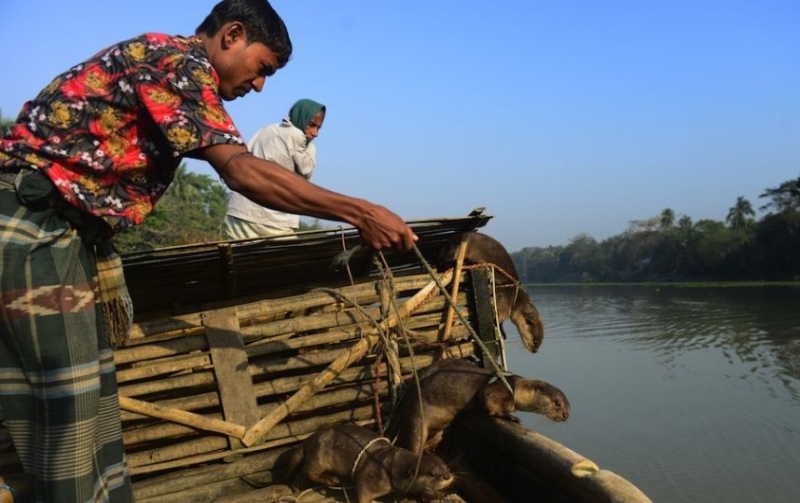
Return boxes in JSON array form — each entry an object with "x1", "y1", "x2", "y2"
[
  {"x1": 123, "y1": 316, "x2": 206, "y2": 347},
  {"x1": 118, "y1": 291, "x2": 464, "y2": 379},
  {"x1": 118, "y1": 369, "x2": 215, "y2": 399},
  {"x1": 116, "y1": 322, "x2": 471, "y2": 408},
  {"x1": 115, "y1": 333, "x2": 207, "y2": 365},
  {"x1": 136, "y1": 476, "x2": 251, "y2": 503},
  {"x1": 135, "y1": 442, "x2": 329, "y2": 503},
  {"x1": 122, "y1": 376, "x2": 389, "y2": 445},
  {"x1": 118, "y1": 395, "x2": 245, "y2": 439},
  {"x1": 123, "y1": 273, "x2": 440, "y2": 347},
  {"x1": 442, "y1": 238, "x2": 469, "y2": 340},
  {"x1": 121, "y1": 341, "x2": 475, "y2": 445},
  {"x1": 127, "y1": 396, "x2": 377, "y2": 472},
  {"x1": 212, "y1": 484, "x2": 298, "y2": 503},
  {"x1": 241, "y1": 270, "x2": 454, "y2": 447},
  {"x1": 116, "y1": 353, "x2": 212, "y2": 383},
  {"x1": 130, "y1": 405, "x2": 374, "y2": 479},
  {"x1": 117, "y1": 278, "x2": 463, "y2": 374}
]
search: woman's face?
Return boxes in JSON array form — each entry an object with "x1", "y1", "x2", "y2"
[{"x1": 304, "y1": 110, "x2": 325, "y2": 142}]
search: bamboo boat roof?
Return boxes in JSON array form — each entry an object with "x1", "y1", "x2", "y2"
[{"x1": 122, "y1": 210, "x2": 491, "y2": 320}]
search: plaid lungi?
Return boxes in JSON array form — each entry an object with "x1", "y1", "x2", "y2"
[{"x1": 0, "y1": 180, "x2": 133, "y2": 502}]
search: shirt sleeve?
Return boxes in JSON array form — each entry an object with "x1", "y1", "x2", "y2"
[{"x1": 292, "y1": 141, "x2": 317, "y2": 178}]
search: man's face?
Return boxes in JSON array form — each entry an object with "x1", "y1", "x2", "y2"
[
  {"x1": 304, "y1": 110, "x2": 325, "y2": 142},
  {"x1": 215, "y1": 35, "x2": 279, "y2": 101}
]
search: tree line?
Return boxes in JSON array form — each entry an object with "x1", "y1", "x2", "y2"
[{"x1": 511, "y1": 176, "x2": 800, "y2": 283}]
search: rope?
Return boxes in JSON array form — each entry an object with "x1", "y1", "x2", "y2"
[
  {"x1": 351, "y1": 436, "x2": 391, "y2": 479},
  {"x1": 487, "y1": 266, "x2": 508, "y2": 372},
  {"x1": 325, "y1": 235, "x2": 402, "y2": 436},
  {"x1": 327, "y1": 239, "x2": 514, "y2": 493},
  {"x1": 312, "y1": 284, "x2": 394, "y2": 434},
  {"x1": 371, "y1": 252, "x2": 430, "y2": 493},
  {"x1": 461, "y1": 261, "x2": 522, "y2": 313},
  {"x1": 372, "y1": 252, "x2": 417, "y2": 437},
  {"x1": 335, "y1": 228, "x2": 357, "y2": 285},
  {"x1": 372, "y1": 356, "x2": 385, "y2": 434},
  {"x1": 410, "y1": 243, "x2": 514, "y2": 394}
]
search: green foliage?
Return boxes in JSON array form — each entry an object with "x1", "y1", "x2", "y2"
[
  {"x1": 111, "y1": 164, "x2": 328, "y2": 253},
  {"x1": 759, "y1": 176, "x2": 800, "y2": 216},
  {"x1": 726, "y1": 196, "x2": 755, "y2": 231},
  {"x1": 113, "y1": 164, "x2": 228, "y2": 252},
  {"x1": 659, "y1": 208, "x2": 675, "y2": 229},
  {"x1": 299, "y1": 219, "x2": 324, "y2": 231},
  {"x1": 513, "y1": 174, "x2": 800, "y2": 282},
  {"x1": 0, "y1": 109, "x2": 16, "y2": 136}
]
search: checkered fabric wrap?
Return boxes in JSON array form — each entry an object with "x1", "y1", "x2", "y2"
[{"x1": 0, "y1": 184, "x2": 133, "y2": 502}]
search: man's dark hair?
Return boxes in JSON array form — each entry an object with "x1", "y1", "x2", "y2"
[{"x1": 196, "y1": 0, "x2": 292, "y2": 68}]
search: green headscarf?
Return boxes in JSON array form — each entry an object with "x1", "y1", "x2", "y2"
[{"x1": 288, "y1": 99, "x2": 326, "y2": 133}]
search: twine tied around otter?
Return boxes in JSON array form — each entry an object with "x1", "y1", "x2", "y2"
[{"x1": 351, "y1": 437, "x2": 392, "y2": 479}]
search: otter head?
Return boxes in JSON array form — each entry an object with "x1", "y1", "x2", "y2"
[
  {"x1": 391, "y1": 450, "x2": 454, "y2": 496},
  {"x1": 512, "y1": 377, "x2": 570, "y2": 422},
  {"x1": 509, "y1": 291, "x2": 544, "y2": 353}
]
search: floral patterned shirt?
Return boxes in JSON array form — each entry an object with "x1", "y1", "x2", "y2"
[{"x1": 0, "y1": 33, "x2": 244, "y2": 232}]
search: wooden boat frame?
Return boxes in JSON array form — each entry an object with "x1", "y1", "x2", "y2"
[{"x1": 0, "y1": 211, "x2": 651, "y2": 502}]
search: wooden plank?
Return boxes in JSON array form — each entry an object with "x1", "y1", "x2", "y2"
[
  {"x1": 470, "y1": 268, "x2": 501, "y2": 362},
  {"x1": 204, "y1": 307, "x2": 260, "y2": 448}
]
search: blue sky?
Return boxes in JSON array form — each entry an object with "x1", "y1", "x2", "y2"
[{"x1": 2, "y1": 1, "x2": 798, "y2": 251}]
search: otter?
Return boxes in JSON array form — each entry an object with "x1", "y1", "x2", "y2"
[
  {"x1": 388, "y1": 359, "x2": 570, "y2": 455},
  {"x1": 438, "y1": 232, "x2": 545, "y2": 353},
  {"x1": 284, "y1": 423, "x2": 453, "y2": 503}
]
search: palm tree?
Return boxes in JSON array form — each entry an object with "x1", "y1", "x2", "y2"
[
  {"x1": 726, "y1": 196, "x2": 755, "y2": 231},
  {"x1": 678, "y1": 215, "x2": 693, "y2": 232},
  {"x1": 659, "y1": 208, "x2": 675, "y2": 230},
  {"x1": 169, "y1": 164, "x2": 201, "y2": 203},
  {"x1": 759, "y1": 177, "x2": 800, "y2": 216}
]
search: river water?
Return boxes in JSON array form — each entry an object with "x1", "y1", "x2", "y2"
[{"x1": 504, "y1": 285, "x2": 800, "y2": 503}]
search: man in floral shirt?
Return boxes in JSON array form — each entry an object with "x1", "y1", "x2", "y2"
[{"x1": 0, "y1": 1, "x2": 417, "y2": 501}]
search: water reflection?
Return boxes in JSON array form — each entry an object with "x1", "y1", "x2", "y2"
[
  {"x1": 528, "y1": 285, "x2": 800, "y2": 400},
  {"x1": 505, "y1": 285, "x2": 800, "y2": 503}
]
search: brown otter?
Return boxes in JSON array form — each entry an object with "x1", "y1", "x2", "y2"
[
  {"x1": 388, "y1": 359, "x2": 570, "y2": 454},
  {"x1": 284, "y1": 423, "x2": 453, "y2": 503},
  {"x1": 438, "y1": 232, "x2": 545, "y2": 352}
]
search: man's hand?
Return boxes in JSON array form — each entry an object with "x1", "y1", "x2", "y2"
[{"x1": 355, "y1": 203, "x2": 418, "y2": 251}]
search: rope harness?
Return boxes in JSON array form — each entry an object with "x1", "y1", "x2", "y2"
[
  {"x1": 351, "y1": 436, "x2": 392, "y2": 480},
  {"x1": 326, "y1": 231, "x2": 518, "y2": 496}
]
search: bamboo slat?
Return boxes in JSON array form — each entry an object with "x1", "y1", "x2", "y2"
[
  {"x1": 443, "y1": 235, "x2": 469, "y2": 340},
  {"x1": 240, "y1": 269, "x2": 454, "y2": 447},
  {"x1": 119, "y1": 396, "x2": 245, "y2": 439}
]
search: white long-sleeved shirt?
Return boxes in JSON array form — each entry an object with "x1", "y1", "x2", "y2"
[{"x1": 226, "y1": 119, "x2": 317, "y2": 229}]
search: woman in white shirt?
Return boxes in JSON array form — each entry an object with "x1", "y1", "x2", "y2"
[{"x1": 224, "y1": 98, "x2": 326, "y2": 239}]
